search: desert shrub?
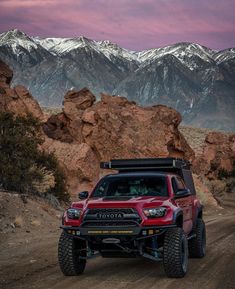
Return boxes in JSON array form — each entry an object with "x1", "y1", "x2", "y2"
[
  {"x1": 0, "y1": 112, "x2": 69, "y2": 202},
  {"x1": 31, "y1": 165, "x2": 55, "y2": 194},
  {"x1": 36, "y1": 151, "x2": 69, "y2": 201}
]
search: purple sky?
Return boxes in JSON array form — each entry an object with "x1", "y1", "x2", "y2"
[{"x1": 1, "y1": 0, "x2": 235, "y2": 51}]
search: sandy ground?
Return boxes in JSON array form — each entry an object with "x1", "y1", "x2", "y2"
[{"x1": 0, "y1": 193, "x2": 235, "y2": 289}]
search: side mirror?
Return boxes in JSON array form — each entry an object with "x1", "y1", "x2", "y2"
[
  {"x1": 175, "y1": 189, "x2": 191, "y2": 198},
  {"x1": 78, "y1": 191, "x2": 89, "y2": 200}
]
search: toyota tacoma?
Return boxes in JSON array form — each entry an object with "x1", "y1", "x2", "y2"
[{"x1": 58, "y1": 158, "x2": 206, "y2": 278}]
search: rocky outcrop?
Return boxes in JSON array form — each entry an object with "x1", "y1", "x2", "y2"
[
  {"x1": 41, "y1": 88, "x2": 195, "y2": 195},
  {"x1": 0, "y1": 60, "x2": 13, "y2": 86},
  {"x1": 63, "y1": 88, "x2": 96, "y2": 117},
  {"x1": 83, "y1": 94, "x2": 194, "y2": 161},
  {"x1": 193, "y1": 132, "x2": 235, "y2": 179},
  {"x1": 42, "y1": 136, "x2": 100, "y2": 194},
  {"x1": 44, "y1": 89, "x2": 194, "y2": 161},
  {"x1": 193, "y1": 174, "x2": 218, "y2": 207},
  {"x1": 0, "y1": 60, "x2": 43, "y2": 120}
]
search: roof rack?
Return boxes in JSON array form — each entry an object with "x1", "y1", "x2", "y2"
[
  {"x1": 100, "y1": 158, "x2": 196, "y2": 195},
  {"x1": 100, "y1": 158, "x2": 191, "y2": 171}
]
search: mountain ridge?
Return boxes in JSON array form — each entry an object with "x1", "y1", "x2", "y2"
[{"x1": 0, "y1": 29, "x2": 234, "y2": 131}]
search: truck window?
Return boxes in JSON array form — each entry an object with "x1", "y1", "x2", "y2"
[
  {"x1": 176, "y1": 177, "x2": 185, "y2": 190},
  {"x1": 92, "y1": 176, "x2": 168, "y2": 198},
  {"x1": 172, "y1": 177, "x2": 186, "y2": 194}
]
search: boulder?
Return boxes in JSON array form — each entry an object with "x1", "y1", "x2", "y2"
[
  {"x1": 193, "y1": 132, "x2": 235, "y2": 178},
  {"x1": 43, "y1": 113, "x2": 74, "y2": 143},
  {"x1": 82, "y1": 97, "x2": 194, "y2": 161},
  {"x1": 42, "y1": 136, "x2": 100, "y2": 197},
  {"x1": 0, "y1": 61, "x2": 43, "y2": 120},
  {"x1": 63, "y1": 88, "x2": 96, "y2": 120},
  {"x1": 193, "y1": 174, "x2": 218, "y2": 207}
]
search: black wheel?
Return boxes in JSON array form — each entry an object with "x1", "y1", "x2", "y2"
[
  {"x1": 58, "y1": 231, "x2": 87, "y2": 276},
  {"x1": 189, "y1": 219, "x2": 206, "y2": 258},
  {"x1": 163, "y1": 227, "x2": 188, "y2": 278}
]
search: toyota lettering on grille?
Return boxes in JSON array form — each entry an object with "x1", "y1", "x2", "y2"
[{"x1": 96, "y1": 212, "x2": 124, "y2": 219}]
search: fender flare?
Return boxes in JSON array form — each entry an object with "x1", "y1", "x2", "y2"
[
  {"x1": 173, "y1": 209, "x2": 183, "y2": 227},
  {"x1": 194, "y1": 206, "x2": 203, "y2": 226}
]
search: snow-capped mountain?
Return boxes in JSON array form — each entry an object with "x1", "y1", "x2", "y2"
[
  {"x1": 138, "y1": 42, "x2": 216, "y2": 70},
  {"x1": 0, "y1": 29, "x2": 235, "y2": 131},
  {"x1": 35, "y1": 36, "x2": 98, "y2": 55},
  {"x1": 35, "y1": 36, "x2": 139, "y2": 62},
  {"x1": 213, "y1": 48, "x2": 235, "y2": 64},
  {"x1": 0, "y1": 29, "x2": 55, "y2": 65},
  {"x1": 1, "y1": 29, "x2": 38, "y2": 51}
]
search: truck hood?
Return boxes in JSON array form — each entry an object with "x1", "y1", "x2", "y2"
[{"x1": 73, "y1": 196, "x2": 171, "y2": 210}]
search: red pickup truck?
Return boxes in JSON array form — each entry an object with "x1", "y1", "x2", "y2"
[{"x1": 58, "y1": 158, "x2": 206, "y2": 278}]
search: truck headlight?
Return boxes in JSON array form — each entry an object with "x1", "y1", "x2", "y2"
[
  {"x1": 67, "y1": 208, "x2": 82, "y2": 219},
  {"x1": 143, "y1": 207, "x2": 167, "y2": 218}
]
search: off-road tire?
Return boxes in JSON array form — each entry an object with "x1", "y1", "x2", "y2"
[
  {"x1": 58, "y1": 231, "x2": 86, "y2": 276},
  {"x1": 163, "y1": 227, "x2": 188, "y2": 278},
  {"x1": 189, "y1": 219, "x2": 206, "y2": 258}
]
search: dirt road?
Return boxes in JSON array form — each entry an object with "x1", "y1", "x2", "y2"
[{"x1": 0, "y1": 213, "x2": 235, "y2": 289}]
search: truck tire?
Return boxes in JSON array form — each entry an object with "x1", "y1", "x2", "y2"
[
  {"x1": 163, "y1": 227, "x2": 188, "y2": 278},
  {"x1": 58, "y1": 231, "x2": 86, "y2": 276},
  {"x1": 189, "y1": 219, "x2": 206, "y2": 258}
]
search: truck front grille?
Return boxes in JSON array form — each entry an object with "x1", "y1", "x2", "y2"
[{"x1": 82, "y1": 208, "x2": 141, "y2": 227}]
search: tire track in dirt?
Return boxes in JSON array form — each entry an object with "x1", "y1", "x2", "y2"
[{"x1": 1, "y1": 214, "x2": 234, "y2": 289}]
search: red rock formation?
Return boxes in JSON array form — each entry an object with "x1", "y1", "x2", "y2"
[
  {"x1": 0, "y1": 60, "x2": 43, "y2": 120},
  {"x1": 42, "y1": 136, "x2": 100, "y2": 194},
  {"x1": 42, "y1": 88, "x2": 195, "y2": 195},
  {"x1": 0, "y1": 60, "x2": 13, "y2": 86},
  {"x1": 193, "y1": 174, "x2": 218, "y2": 207},
  {"x1": 193, "y1": 132, "x2": 235, "y2": 178}
]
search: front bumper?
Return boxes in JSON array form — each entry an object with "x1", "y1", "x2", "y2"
[{"x1": 61, "y1": 224, "x2": 176, "y2": 240}]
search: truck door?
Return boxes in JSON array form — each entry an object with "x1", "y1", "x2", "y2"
[{"x1": 172, "y1": 177, "x2": 193, "y2": 234}]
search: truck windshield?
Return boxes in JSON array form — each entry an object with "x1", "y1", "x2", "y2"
[{"x1": 92, "y1": 176, "x2": 168, "y2": 198}]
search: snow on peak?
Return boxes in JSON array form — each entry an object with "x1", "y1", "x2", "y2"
[
  {"x1": 138, "y1": 42, "x2": 217, "y2": 70},
  {"x1": 5, "y1": 29, "x2": 25, "y2": 37},
  {"x1": 97, "y1": 40, "x2": 138, "y2": 61},
  {"x1": 1, "y1": 29, "x2": 233, "y2": 69},
  {"x1": 34, "y1": 36, "x2": 98, "y2": 55},
  {"x1": 0, "y1": 29, "x2": 38, "y2": 52},
  {"x1": 213, "y1": 48, "x2": 235, "y2": 64},
  {"x1": 34, "y1": 35, "x2": 138, "y2": 61}
]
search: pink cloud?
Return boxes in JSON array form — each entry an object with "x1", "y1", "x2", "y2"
[{"x1": 0, "y1": 0, "x2": 234, "y2": 50}]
